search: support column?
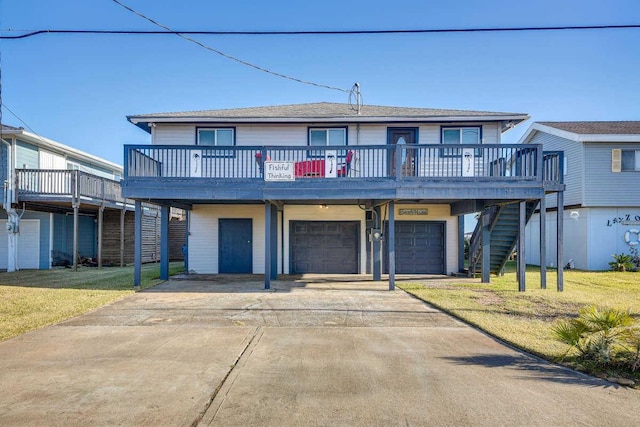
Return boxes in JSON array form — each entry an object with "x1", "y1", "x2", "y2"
[
  {"x1": 458, "y1": 215, "x2": 465, "y2": 273},
  {"x1": 557, "y1": 191, "x2": 564, "y2": 292},
  {"x1": 134, "y1": 200, "x2": 142, "y2": 288},
  {"x1": 120, "y1": 199, "x2": 126, "y2": 267},
  {"x1": 373, "y1": 205, "x2": 382, "y2": 281},
  {"x1": 539, "y1": 197, "x2": 547, "y2": 289},
  {"x1": 97, "y1": 206, "x2": 104, "y2": 269},
  {"x1": 481, "y1": 211, "x2": 491, "y2": 283},
  {"x1": 518, "y1": 201, "x2": 526, "y2": 292},
  {"x1": 270, "y1": 203, "x2": 278, "y2": 280},
  {"x1": 388, "y1": 201, "x2": 395, "y2": 291},
  {"x1": 73, "y1": 202, "x2": 79, "y2": 271},
  {"x1": 264, "y1": 202, "x2": 272, "y2": 290},
  {"x1": 160, "y1": 205, "x2": 170, "y2": 280}
]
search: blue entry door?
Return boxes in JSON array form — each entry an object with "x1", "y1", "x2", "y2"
[{"x1": 219, "y1": 219, "x2": 253, "y2": 273}]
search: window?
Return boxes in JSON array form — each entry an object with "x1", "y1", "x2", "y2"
[
  {"x1": 621, "y1": 150, "x2": 640, "y2": 171},
  {"x1": 441, "y1": 126, "x2": 482, "y2": 157},
  {"x1": 308, "y1": 127, "x2": 347, "y2": 157},
  {"x1": 197, "y1": 128, "x2": 235, "y2": 146},
  {"x1": 309, "y1": 128, "x2": 346, "y2": 147}
]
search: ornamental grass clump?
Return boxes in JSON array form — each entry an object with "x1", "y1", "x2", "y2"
[
  {"x1": 553, "y1": 305, "x2": 639, "y2": 374},
  {"x1": 609, "y1": 253, "x2": 636, "y2": 272}
]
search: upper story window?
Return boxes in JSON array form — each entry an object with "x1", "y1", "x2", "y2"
[
  {"x1": 441, "y1": 126, "x2": 482, "y2": 157},
  {"x1": 197, "y1": 128, "x2": 235, "y2": 147},
  {"x1": 622, "y1": 150, "x2": 640, "y2": 171},
  {"x1": 309, "y1": 127, "x2": 347, "y2": 147}
]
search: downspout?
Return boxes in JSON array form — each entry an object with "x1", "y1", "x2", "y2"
[{"x1": 1, "y1": 135, "x2": 19, "y2": 272}]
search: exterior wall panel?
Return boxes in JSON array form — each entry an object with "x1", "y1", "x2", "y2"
[{"x1": 584, "y1": 142, "x2": 640, "y2": 207}]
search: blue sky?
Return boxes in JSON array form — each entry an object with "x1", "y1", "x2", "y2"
[{"x1": 1, "y1": 0, "x2": 639, "y2": 164}]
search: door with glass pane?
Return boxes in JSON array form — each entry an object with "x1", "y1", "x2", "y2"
[{"x1": 387, "y1": 128, "x2": 417, "y2": 177}]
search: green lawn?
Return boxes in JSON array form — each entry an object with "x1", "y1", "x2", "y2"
[
  {"x1": 398, "y1": 263, "x2": 640, "y2": 381},
  {"x1": 0, "y1": 262, "x2": 184, "y2": 342}
]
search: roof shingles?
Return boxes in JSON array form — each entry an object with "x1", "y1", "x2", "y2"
[{"x1": 539, "y1": 121, "x2": 640, "y2": 135}]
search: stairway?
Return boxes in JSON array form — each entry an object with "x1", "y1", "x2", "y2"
[{"x1": 469, "y1": 201, "x2": 537, "y2": 277}]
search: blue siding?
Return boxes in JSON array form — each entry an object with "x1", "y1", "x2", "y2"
[
  {"x1": 53, "y1": 214, "x2": 97, "y2": 259},
  {"x1": 16, "y1": 139, "x2": 39, "y2": 169},
  {"x1": 584, "y1": 142, "x2": 640, "y2": 207},
  {"x1": 67, "y1": 156, "x2": 120, "y2": 179},
  {"x1": 0, "y1": 210, "x2": 51, "y2": 269}
]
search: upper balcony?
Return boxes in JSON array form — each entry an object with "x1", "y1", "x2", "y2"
[
  {"x1": 14, "y1": 169, "x2": 127, "y2": 211},
  {"x1": 123, "y1": 144, "x2": 564, "y2": 206}
]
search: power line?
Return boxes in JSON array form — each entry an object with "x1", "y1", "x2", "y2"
[
  {"x1": 1, "y1": 24, "x2": 639, "y2": 39},
  {"x1": 110, "y1": 0, "x2": 350, "y2": 93}
]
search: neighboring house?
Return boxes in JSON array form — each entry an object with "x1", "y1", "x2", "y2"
[
  {"x1": 122, "y1": 102, "x2": 565, "y2": 288},
  {"x1": 0, "y1": 125, "x2": 170, "y2": 270},
  {"x1": 520, "y1": 121, "x2": 640, "y2": 270}
]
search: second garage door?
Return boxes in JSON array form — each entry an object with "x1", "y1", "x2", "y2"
[
  {"x1": 386, "y1": 221, "x2": 445, "y2": 274},
  {"x1": 290, "y1": 221, "x2": 359, "y2": 274}
]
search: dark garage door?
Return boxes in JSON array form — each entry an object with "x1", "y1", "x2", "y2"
[
  {"x1": 385, "y1": 221, "x2": 445, "y2": 274},
  {"x1": 290, "y1": 221, "x2": 359, "y2": 274}
]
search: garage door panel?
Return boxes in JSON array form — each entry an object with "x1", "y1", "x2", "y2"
[
  {"x1": 291, "y1": 221, "x2": 358, "y2": 274},
  {"x1": 386, "y1": 221, "x2": 445, "y2": 274}
]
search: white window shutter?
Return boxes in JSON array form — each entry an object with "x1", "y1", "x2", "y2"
[{"x1": 612, "y1": 149, "x2": 622, "y2": 173}]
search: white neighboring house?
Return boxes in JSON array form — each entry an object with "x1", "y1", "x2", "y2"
[{"x1": 520, "y1": 122, "x2": 640, "y2": 270}]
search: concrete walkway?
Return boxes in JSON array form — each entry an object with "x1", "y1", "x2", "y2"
[{"x1": 0, "y1": 275, "x2": 639, "y2": 426}]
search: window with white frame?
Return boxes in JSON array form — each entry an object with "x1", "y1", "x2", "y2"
[
  {"x1": 622, "y1": 150, "x2": 640, "y2": 171},
  {"x1": 441, "y1": 126, "x2": 482, "y2": 156},
  {"x1": 309, "y1": 128, "x2": 347, "y2": 147},
  {"x1": 197, "y1": 128, "x2": 235, "y2": 147},
  {"x1": 308, "y1": 127, "x2": 347, "y2": 158}
]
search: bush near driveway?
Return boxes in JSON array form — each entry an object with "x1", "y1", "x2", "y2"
[
  {"x1": 398, "y1": 263, "x2": 640, "y2": 386},
  {"x1": 0, "y1": 263, "x2": 184, "y2": 342}
]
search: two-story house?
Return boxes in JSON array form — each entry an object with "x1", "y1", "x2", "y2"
[
  {"x1": 1, "y1": 125, "x2": 166, "y2": 271},
  {"x1": 520, "y1": 122, "x2": 640, "y2": 270},
  {"x1": 123, "y1": 102, "x2": 565, "y2": 289}
]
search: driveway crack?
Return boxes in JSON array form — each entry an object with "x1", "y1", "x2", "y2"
[{"x1": 190, "y1": 326, "x2": 264, "y2": 427}]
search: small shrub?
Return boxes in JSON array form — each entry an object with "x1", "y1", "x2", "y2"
[
  {"x1": 552, "y1": 305, "x2": 634, "y2": 368},
  {"x1": 609, "y1": 253, "x2": 636, "y2": 272}
]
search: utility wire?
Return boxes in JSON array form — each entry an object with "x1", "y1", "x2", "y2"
[
  {"x1": 1, "y1": 24, "x2": 639, "y2": 39},
  {"x1": 110, "y1": 0, "x2": 349, "y2": 93}
]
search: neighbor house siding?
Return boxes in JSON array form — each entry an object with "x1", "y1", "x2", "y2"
[
  {"x1": 189, "y1": 204, "x2": 266, "y2": 274},
  {"x1": 39, "y1": 150, "x2": 66, "y2": 169},
  {"x1": 16, "y1": 139, "x2": 39, "y2": 169},
  {"x1": 583, "y1": 142, "x2": 640, "y2": 207},
  {"x1": 527, "y1": 131, "x2": 584, "y2": 208}
]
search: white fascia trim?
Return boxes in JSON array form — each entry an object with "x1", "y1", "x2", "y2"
[
  {"x1": 130, "y1": 114, "x2": 529, "y2": 125},
  {"x1": 11, "y1": 129, "x2": 123, "y2": 173},
  {"x1": 518, "y1": 123, "x2": 640, "y2": 144}
]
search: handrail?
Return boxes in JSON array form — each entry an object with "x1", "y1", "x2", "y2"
[
  {"x1": 15, "y1": 169, "x2": 123, "y2": 204},
  {"x1": 124, "y1": 143, "x2": 550, "y2": 181}
]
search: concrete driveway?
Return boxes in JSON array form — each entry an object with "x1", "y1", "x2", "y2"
[{"x1": 1, "y1": 275, "x2": 639, "y2": 426}]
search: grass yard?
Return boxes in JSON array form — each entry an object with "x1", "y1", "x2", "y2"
[
  {"x1": 0, "y1": 262, "x2": 184, "y2": 342},
  {"x1": 398, "y1": 263, "x2": 640, "y2": 383}
]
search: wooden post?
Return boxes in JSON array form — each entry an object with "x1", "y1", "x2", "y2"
[
  {"x1": 270, "y1": 203, "x2": 278, "y2": 280},
  {"x1": 120, "y1": 200, "x2": 126, "y2": 267},
  {"x1": 134, "y1": 200, "x2": 142, "y2": 288},
  {"x1": 264, "y1": 202, "x2": 272, "y2": 290},
  {"x1": 481, "y1": 211, "x2": 491, "y2": 283},
  {"x1": 72, "y1": 203, "x2": 79, "y2": 271},
  {"x1": 98, "y1": 206, "x2": 104, "y2": 269},
  {"x1": 160, "y1": 205, "x2": 169, "y2": 280},
  {"x1": 557, "y1": 191, "x2": 564, "y2": 292},
  {"x1": 373, "y1": 206, "x2": 382, "y2": 281},
  {"x1": 518, "y1": 201, "x2": 526, "y2": 292},
  {"x1": 388, "y1": 201, "x2": 395, "y2": 291},
  {"x1": 539, "y1": 197, "x2": 547, "y2": 289},
  {"x1": 458, "y1": 215, "x2": 465, "y2": 273}
]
